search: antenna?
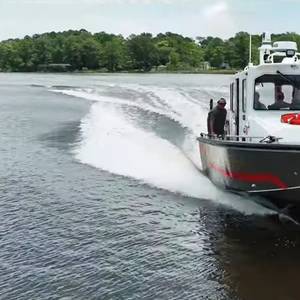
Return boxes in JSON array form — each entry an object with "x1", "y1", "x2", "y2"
[{"x1": 249, "y1": 34, "x2": 252, "y2": 65}]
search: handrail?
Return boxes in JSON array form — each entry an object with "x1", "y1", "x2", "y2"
[
  {"x1": 266, "y1": 51, "x2": 300, "y2": 64},
  {"x1": 199, "y1": 133, "x2": 282, "y2": 143},
  {"x1": 200, "y1": 133, "x2": 264, "y2": 139}
]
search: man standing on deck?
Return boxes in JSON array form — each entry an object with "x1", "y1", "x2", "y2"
[{"x1": 207, "y1": 98, "x2": 227, "y2": 136}]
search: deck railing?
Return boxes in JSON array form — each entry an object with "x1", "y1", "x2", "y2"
[{"x1": 199, "y1": 133, "x2": 282, "y2": 143}]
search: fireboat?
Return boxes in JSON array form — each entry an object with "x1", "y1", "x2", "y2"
[{"x1": 198, "y1": 33, "x2": 300, "y2": 221}]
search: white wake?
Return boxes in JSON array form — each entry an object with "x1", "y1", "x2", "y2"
[{"x1": 52, "y1": 84, "x2": 274, "y2": 216}]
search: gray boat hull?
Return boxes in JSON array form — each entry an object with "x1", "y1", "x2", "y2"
[{"x1": 198, "y1": 136, "x2": 300, "y2": 211}]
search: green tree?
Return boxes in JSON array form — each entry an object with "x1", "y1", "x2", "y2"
[
  {"x1": 2, "y1": 29, "x2": 300, "y2": 73},
  {"x1": 201, "y1": 37, "x2": 225, "y2": 68},
  {"x1": 225, "y1": 32, "x2": 250, "y2": 69},
  {"x1": 0, "y1": 42, "x2": 23, "y2": 71},
  {"x1": 100, "y1": 37, "x2": 128, "y2": 71},
  {"x1": 167, "y1": 50, "x2": 180, "y2": 70},
  {"x1": 63, "y1": 34, "x2": 100, "y2": 70},
  {"x1": 155, "y1": 40, "x2": 172, "y2": 66},
  {"x1": 127, "y1": 33, "x2": 159, "y2": 71}
]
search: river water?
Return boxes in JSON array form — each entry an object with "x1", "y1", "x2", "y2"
[{"x1": 1, "y1": 73, "x2": 300, "y2": 300}]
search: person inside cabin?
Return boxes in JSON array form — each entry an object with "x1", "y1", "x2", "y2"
[
  {"x1": 207, "y1": 98, "x2": 227, "y2": 136},
  {"x1": 268, "y1": 90, "x2": 291, "y2": 110},
  {"x1": 254, "y1": 91, "x2": 266, "y2": 110},
  {"x1": 291, "y1": 87, "x2": 300, "y2": 109}
]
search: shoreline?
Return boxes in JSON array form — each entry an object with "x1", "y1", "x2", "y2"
[{"x1": 0, "y1": 69, "x2": 237, "y2": 75}]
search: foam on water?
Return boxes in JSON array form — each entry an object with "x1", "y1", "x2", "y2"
[
  {"x1": 52, "y1": 86, "x2": 206, "y2": 168},
  {"x1": 53, "y1": 84, "x2": 274, "y2": 216},
  {"x1": 74, "y1": 104, "x2": 214, "y2": 199}
]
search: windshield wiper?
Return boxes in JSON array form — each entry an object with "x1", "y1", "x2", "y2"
[
  {"x1": 276, "y1": 70, "x2": 300, "y2": 88},
  {"x1": 276, "y1": 70, "x2": 295, "y2": 85}
]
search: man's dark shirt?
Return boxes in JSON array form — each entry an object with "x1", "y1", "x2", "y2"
[{"x1": 207, "y1": 106, "x2": 227, "y2": 135}]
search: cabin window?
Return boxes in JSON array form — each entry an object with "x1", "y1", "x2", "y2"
[
  {"x1": 242, "y1": 79, "x2": 247, "y2": 112},
  {"x1": 230, "y1": 83, "x2": 234, "y2": 111},
  {"x1": 254, "y1": 74, "x2": 300, "y2": 110}
]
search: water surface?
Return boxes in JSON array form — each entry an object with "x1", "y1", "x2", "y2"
[{"x1": 1, "y1": 73, "x2": 299, "y2": 300}]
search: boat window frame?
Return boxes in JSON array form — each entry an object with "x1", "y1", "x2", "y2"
[
  {"x1": 236, "y1": 78, "x2": 240, "y2": 135},
  {"x1": 254, "y1": 74, "x2": 300, "y2": 110},
  {"x1": 230, "y1": 82, "x2": 234, "y2": 112},
  {"x1": 242, "y1": 79, "x2": 247, "y2": 112}
]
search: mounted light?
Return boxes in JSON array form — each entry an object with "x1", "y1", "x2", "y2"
[{"x1": 286, "y1": 49, "x2": 296, "y2": 57}]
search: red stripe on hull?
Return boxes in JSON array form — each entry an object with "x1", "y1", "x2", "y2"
[{"x1": 209, "y1": 163, "x2": 288, "y2": 190}]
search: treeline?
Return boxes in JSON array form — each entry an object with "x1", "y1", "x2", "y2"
[{"x1": 1, "y1": 30, "x2": 300, "y2": 72}]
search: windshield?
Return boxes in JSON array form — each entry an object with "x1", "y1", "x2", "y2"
[{"x1": 254, "y1": 74, "x2": 300, "y2": 110}]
